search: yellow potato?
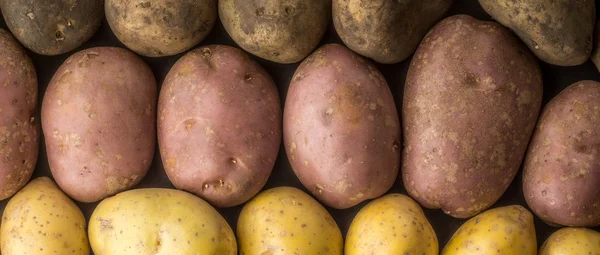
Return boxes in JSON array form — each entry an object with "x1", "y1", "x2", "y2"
[
  {"x1": 346, "y1": 194, "x2": 438, "y2": 255},
  {"x1": 442, "y1": 205, "x2": 536, "y2": 255},
  {"x1": 0, "y1": 177, "x2": 89, "y2": 255},
  {"x1": 89, "y1": 188, "x2": 236, "y2": 255},
  {"x1": 540, "y1": 228, "x2": 600, "y2": 255},
  {"x1": 237, "y1": 186, "x2": 342, "y2": 255}
]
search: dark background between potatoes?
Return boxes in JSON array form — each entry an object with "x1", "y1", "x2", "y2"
[{"x1": 2, "y1": 0, "x2": 600, "y2": 253}]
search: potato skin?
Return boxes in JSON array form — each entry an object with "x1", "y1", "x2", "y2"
[
  {"x1": 89, "y1": 188, "x2": 236, "y2": 255},
  {"x1": 284, "y1": 43, "x2": 400, "y2": 209},
  {"x1": 333, "y1": 0, "x2": 452, "y2": 64},
  {"x1": 41, "y1": 47, "x2": 157, "y2": 203},
  {"x1": 1, "y1": 177, "x2": 89, "y2": 255},
  {"x1": 402, "y1": 14, "x2": 543, "y2": 218},
  {"x1": 158, "y1": 45, "x2": 281, "y2": 208},
  {"x1": 478, "y1": 0, "x2": 595, "y2": 66},
  {"x1": 592, "y1": 20, "x2": 600, "y2": 72},
  {"x1": 523, "y1": 81, "x2": 600, "y2": 227},
  {"x1": 105, "y1": 0, "x2": 217, "y2": 57},
  {"x1": 0, "y1": 29, "x2": 38, "y2": 200},
  {"x1": 345, "y1": 194, "x2": 438, "y2": 255},
  {"x1": 219, "y1": 0, "x2": 330, "y2": 64},
  {"x1": 540, "y1": 228, "x2": 600, "y2": 255},
  {"x1": 0, "y1": 0, "x2": 103, "y2": 56},
  {"x1": 237, "y1": 187, "x2": 342, "y2": 255}
]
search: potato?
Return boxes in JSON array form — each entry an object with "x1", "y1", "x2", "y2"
[
  {"x1": 478, "y1": 0, "x2": 595, "y2": 66},
  {"x1": 237, "y1": 186, "x2": 342, "y2": 255},
  {"x1": 345, "y1": 194, "x2": 438, "y2": 255},
  {"x1": 333, "y1": 0, "x2": 452, "y2": 64},
  {"x1": 219, "y1": 0, "x2": 330, "y2": 64},
  {"x1": 0, "y1": 29, "x2": 38, "y2": 200},
  {"x1": 441, "y1": 205, "x2": 537, "y2": 255},
  {"x1": 41, "y1": 47, "x2": 157, "y2": 203},
  {"x1": 592, "y1": 20, "x2": 600, "y2": 71},
  {"x1": 523, "y1": 80, "x2": 600, "y2": 227},
  {"x1": 105, "y1": 0, "x2": 217, "y2": 57},
  {"x1": 0, "y1": 0, "x2": 103, "y2": 56},
  {"x1": 402, "y1": 14, "x2": 543, "y2": 218},
  {"x1": 89, "y1": 188, "x2": 236, "y2": 255},
  {"x1": 540, "y1": 228, "x2": 600, "y2": 255},
  {"x1": 1, "y1": 177, "x2": 89, "y2": 255},
  {"x1": 158, "y1": 45, "x2": 281, "y2": 208},
  {"x1": 284, "y1": 43, "x2": 400, "y2": 209}
]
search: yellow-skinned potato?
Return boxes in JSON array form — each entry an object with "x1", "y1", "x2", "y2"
[
  {"x1": 442, "y1": 205, "x2": 537, "y2": 255},
  {"x1": 0, "y1": 177, "x2": 89, "y2": 255},
  {"x1": 346, "y1": 194, "x2": 438, "y2": 255},
  {"x1": 89, "y1": 188, "x2": 236, "y2": 255},
  {"x1": 238, "y1": 186, "x2": 343, "y2": 255},
  {"x1": 540, "y1": 228, "x2": 600, "y2": 255}
]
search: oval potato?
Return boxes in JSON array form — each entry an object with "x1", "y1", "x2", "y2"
[{"x1": 540, "y1": 228, "x2": 600, "y2": 255}]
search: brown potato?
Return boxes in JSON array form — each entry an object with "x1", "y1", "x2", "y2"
[
  {"x1": 592, "y1": 20, "x2": 600, "y2": 71},
  {"x1": 402, "y1": 15, "x2": 543, "y2": 218}
]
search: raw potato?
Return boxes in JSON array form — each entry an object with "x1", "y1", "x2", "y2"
[
  {"x1": 523, "y1": 80, "x2": 600, "y2": 227},
  {"x1": 333, "y1": 0, "x2": 452, "y2": 64},
  {"x1": 89, "y1": 188, "x2": 236, "y2": 255},
  {"x1": 105, "y1": 0, "x2": 217, "y2": 57},
  {"x1": 158, "y1": 45, "x2": 281, "y2": 207},
  {"x1": 478, "y1": 0, "x2": 595, "y2": 66},
  {"x1": 284, "y1": 44, "x2": 400, "y2": 209},
  {"x1": 345, "y1": 194, "x2": 438, "y2": 255},
  {"x1": 42, "y1": 47, "x2": 157, "y2": 203},
  {"x1": 1, "y1": 177, "x2": 89, "y2": 255},
  {"x1": 402, "y1": 15, "x2": 543, "y2": 218},
  {"x1": 540, "y1": 228, "x2": 600, "y2": 255},
  {"x1": 592, "y1": 20, "x2": 600, "y2": 71},
  {"x1": 219, "y1": 0, "x2": 330, "y2": 63},
  {"x1": 0, "y1": 0, "x2": 103, "y2": 55},
  {"x1": 0, "y1": 29, "x2": 38, "y2": 200},
  {"x1": 441, "y1": 205, "x2": 537, "y2": 255},
  {"x1": 237, "y1": 187, "x2": 343, "y2": 255}
]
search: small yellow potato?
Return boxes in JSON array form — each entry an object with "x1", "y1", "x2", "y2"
[{"x1": 540, "y1": 228, "x2": 600, "y2": 255}]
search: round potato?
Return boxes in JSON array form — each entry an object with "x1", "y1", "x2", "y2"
[
  {"x1": 0, "y1": 0, "x2": 103, "y2": 55},
  {"x1": 540, "y1": 228, "x2": 600, "y2": 255},
  {"x1": 333, "y1": 0, "x2": 452, "y2": 64},
  {"x1": 89, "y1": 188, "x2": 236, "y2": 255},
  {"x1": 1, "y1": 177, "x2": 89, "y2": 255},
  {"x1": 219, "y1": 0, "x2": 330, "y2": 64},
  {"x1": 478, "y1": 0, "x2": 595, "y2": 66},
  {"x1": 284, "y1": 43, "x2": 400, "y2": 209},
  {"x1": 523, "y1": 80, "x2": 600, "y2": 227},
  {"x1": 158, "y1": 45, "x2": 281, "y2": 208},
  {"x1": 345, "y1": 194, "x2": 438, "y2": 255},
  {"x1": 41, "y1": 47, "x2": 157, "y2": 203},
  {"x1": 0, "y1": 29, "x2": 38, "y2": 200},
  {"x1": 592, "y1": 20, "x2": 600, "y2": 72},
  {"x1": 105, "y1": 0, "x2": 217, "y2": 57},
  {"x1": 238, "y1": 186, "x2": 342, "y2": 255},
  {"x1": 402, "y1": 14, "x2": 543, "y2": 218}
]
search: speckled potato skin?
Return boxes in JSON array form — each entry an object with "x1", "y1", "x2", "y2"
[
  {"x1": 402, "y1": 15, "x2": 543, "y2": 218},
  {"x1": 540, "y1": 228, "x2": 600, "y2": 255},
  {"x1": 0, "y1": 29, "x2": 38, "y2": 200},
  {"x1": 219, "y1": 0, "x2": 330, "y2": 64},
  {"x1": 158, "y1": 45, "x2": 281, "y2": 208},
  {"x1": 333, "y1": 0, "x2": 452, "y2": 64},
  {"x1": 284, "y1": 44, "x2": 401, "y2": 209},
  {"x1": 41, "y1": 47, "x2": 157, "y2": 203},
  {"x1": 442, "y1": 205, "x2": 537, "y2": 255},
  {"x1": 345, "y1": 194, "x2": 438, "y2": 255},
  {"x1": 592, "y1": 20, "x2": 600, "y2": 72},
  {"x1": 0, "y1": 0, "x2": 103, "y2": 56},
  {"x1": 237, "y1": 187, "x2": 343, "y2": 255},
  {"x1": 1, "y1": 177, "x2": 89, "y2": 255},
  {"x1": 105, "y1": 0, "x2": 217, "y2": 57},
  {"x1": 523, "y1": 81, "x2": 600, "y2": 227},
  {"x1": 478, "y1": 0, "x2": 595, "y2": 66}
]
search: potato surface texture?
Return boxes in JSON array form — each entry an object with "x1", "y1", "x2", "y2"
[
  {"x1": 345, "y1": 194, "x2": 438, "y2": 255},
  {"x1": 158, "y1": 45, "x2": 281, "y2": 208},
  {"x1": 0, "y1": 177, "x2": 89, "y2": 255},
  {"x1": 402, "y1": 15, "x2": 542, "y2": 218},
  {"x1": 540, "y1": 228, "x2": 600, "y2": 255},
  {"x1": 89, "y1": 188, "x2": 236, "y2": 255},
  {"x1": 237, "y1": 187, "x2": 342, "y2": 255}
]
